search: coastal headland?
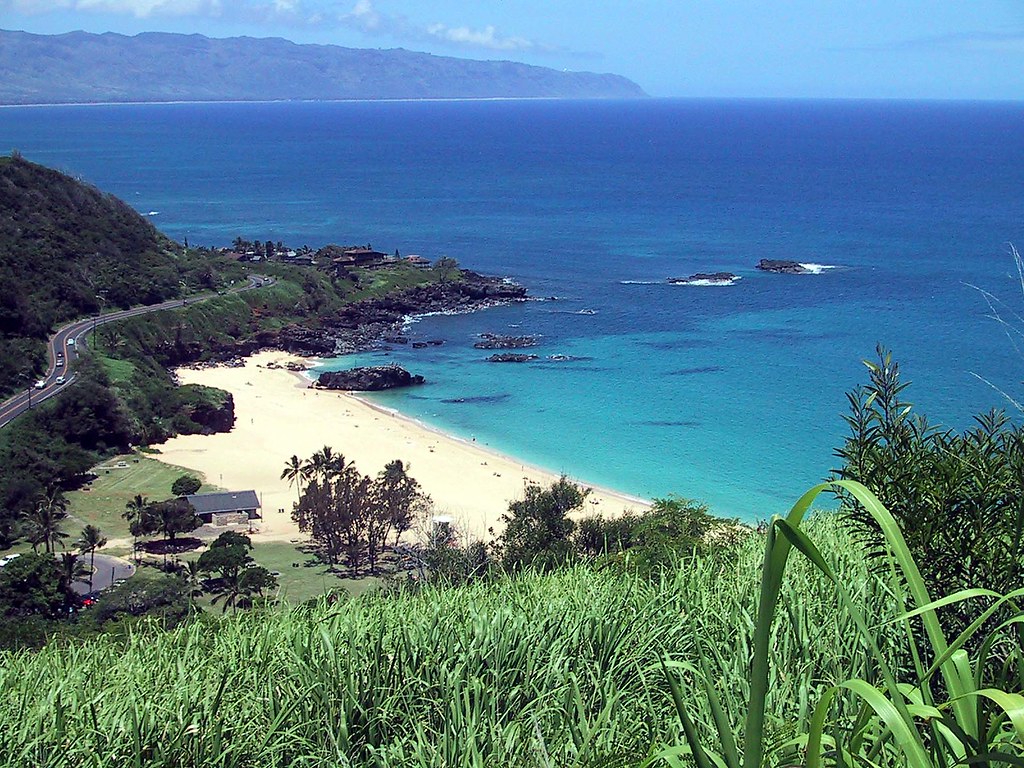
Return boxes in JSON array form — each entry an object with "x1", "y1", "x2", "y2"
[{"x1": 155, "y1": 351, "x2": 649, "y2": 542}]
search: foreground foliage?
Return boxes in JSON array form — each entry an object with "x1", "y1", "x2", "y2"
[
  {"x1": 835, "y1": 347, "x2": 1024, "y2": 627},
  {"x1": 0, "y1": 516, "x2": 889, "y2": 767},
  {"x1": 1, "y1": 489, "x2": 1019, "y2": 767},
  {"x1": 666, "y1": 480, "x2": 1023, "y2": 768}
]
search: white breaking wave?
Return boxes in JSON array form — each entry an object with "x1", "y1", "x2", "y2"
[
  {"x1": 799, "y1": 263, "x2": 839, "y2": 274},
  {"x1": 677, "y1": 276, "x2": 742, "y2": 287},
  {"x1": 619, "y1": 280, "x2": 661, "y2": 285},
  {"x1": 146, "y1": 211, "x2": 160, "y2": 216}
]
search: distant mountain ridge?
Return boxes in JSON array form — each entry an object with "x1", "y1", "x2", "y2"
[{"x1": 0, "y1": 29, "x2": 647, "y2": 105}]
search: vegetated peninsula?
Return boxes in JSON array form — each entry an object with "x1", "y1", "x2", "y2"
[
  {"x1": 0, "y1": 29, "x2": 647, "y2": 105},
  {"x1": 0, "y1": 154, "x2": 204, "y2": 393},
  {"x1": 0, "y1": 155, "x2": 526, "y2": 540}
]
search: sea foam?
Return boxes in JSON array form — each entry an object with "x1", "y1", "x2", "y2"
[
  {"x1": 675, "y1": 276, "x2": 742, "y2": 287},
  {"x1": 798, "y1": 263, "x2": 839, "y2": 274}
]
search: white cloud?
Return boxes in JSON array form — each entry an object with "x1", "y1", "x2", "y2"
[
  {"x1": 345, "y1": 0, "x2": 381, "y2": 31},
  {"x1": 80, "y1": 0, "x2": 222, "y2": 17},
  {"x1": 337, "y1": 1, "x2": 551, "y2": 54},
  {"x1": 4, "y1": 0, "x2": 571, "y2": 56},
  {"x1": 425, "y1": 22, "x2": 535, "y2": 52}
]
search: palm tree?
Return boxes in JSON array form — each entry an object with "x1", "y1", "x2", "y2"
[
  {"x1": 327, "y1": 452, "x2": 354, "y2": 483},
  {"x1": 123, "y1": 494, "x2": 149, "y2": 563},
  {"x1": 182, "y1": 560, "x2": 205, "y2": 614},
  {"x1": 28, "y1": 488, "x2": 69, "y2": 554},
  {"x1": 307, "y1": 445, "x2": 353, "y2": 484},
  {"x1": 58, "y1": 552, "x2": 90, "y2": 611},
  {"x1": 318, "y1": 446, "x2": 337, "y2": 481},
  {"x1": 280, "y1": 454, "x2": 307, "y2": 504},
  {"x1": 303, "y1": 453, "x2": 326, "y2": 485},
  {"x1": 76, "y1": 525, "x2": 107, "y2": 592},
  {"x1": 210, "y1": 569, "x2": 246, "y2": 613}
]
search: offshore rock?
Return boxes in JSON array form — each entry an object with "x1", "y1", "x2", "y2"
[
  {"x1": 755, "y1": 259, "x2": 810, "y2": 275},
  {"x1": 315, "y1": 366, "x2": 425, "y2": 391},
  {"x1": 668, "y1": 272, "x2": 738, "y2": 285},
  {"x1": 487, "y1": 353, "x2": 538, "y2": 363},
  {"x1": 474, "y1": 333, "x2": 538, "y2": 350}
]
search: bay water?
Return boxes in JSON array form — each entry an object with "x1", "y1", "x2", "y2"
[{"x1": 3, "y1": 98, "x2": 1022, "y2": 520}]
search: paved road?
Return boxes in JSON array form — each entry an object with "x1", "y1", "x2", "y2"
[
  {"x1": 0, "y1": 274, "x2": 272, "y2": 430},
  {"x1": 70, "y1": 553, "x2": 137, "y2": 595}
]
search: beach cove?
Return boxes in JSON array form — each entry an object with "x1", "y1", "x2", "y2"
[
  {"x1": 6, "y1": 99, "x2": 1022, "y2": 518},
  {"x1": 155, "y1": 351, "x2": 650, "y2": 542}
]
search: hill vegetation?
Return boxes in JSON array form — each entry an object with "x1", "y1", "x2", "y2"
[
  {"x1": 0, "y1": 154, "x2": 245, "y2": 394},
  {"x1": 0, "y1": 29, "x2": 647, "y2": 105}
]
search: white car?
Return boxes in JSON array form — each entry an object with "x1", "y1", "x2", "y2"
[
  {"x1": 0, "y1": 553, "x2": 21, "y2": 567},
  {"x1": 67, "y1": 338, "x2": 75, "y2": 347},
  {"x1": 34, "y1": 379, "x2": 46, "y2": 389},
  {"x1": 55, "y1": 375, "x2": 66, "y2": 385}
]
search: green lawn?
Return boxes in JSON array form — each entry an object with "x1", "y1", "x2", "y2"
[
  {"x1": 65, "y1": 454, "x2": 380, "y2": 604},
  {"x1": 175, "y1": 540, "x2": 378, "y2": 611},
  {"x1": 251, "y1": 541, "x2": 379, "y2": 604},
  {"x1": 65, "y1": 453, "x2": 219, "y2": 550},
  {"x1": 348, "y1": 263, "x2": 440, "y2": 300},
  {"x1": 96, "y1": 354, "x2": 135, "y2": 385}
]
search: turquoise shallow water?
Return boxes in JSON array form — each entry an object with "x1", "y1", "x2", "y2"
[{"x1": 3, "y1": 99, "x2": 1023, "y2": 520}]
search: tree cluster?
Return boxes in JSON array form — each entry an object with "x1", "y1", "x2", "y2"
[
  {"x1": 122, "y1": 494, "x2": 202, "y2": 551},
  {"x1": 194, "y1": 531, "x2": 277, "y2": 612},
  {"x1": 418, "y1": 477, "x2": 730, "y2": 585},
  {"x1": 834, "y1": 346, "x2": 1024, "y2": 604},
  {"x1": 286, "y1": 447, "x2": 428, "y2": 574},
  {"x1": 171, "y1": 474, "x2": 202, "y2": 497},
  {"x1": 0, "y1": 551, "x2": 80, "y2": 619}
]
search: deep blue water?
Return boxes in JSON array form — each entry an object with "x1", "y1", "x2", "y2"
[{"x1": 3, "y1": 99, "x2": 1023, "y2": 520}]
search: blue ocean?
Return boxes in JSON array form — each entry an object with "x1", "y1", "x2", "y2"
[{"x1": 3, "y1": 99, "x2": 1023, "y2": 520}]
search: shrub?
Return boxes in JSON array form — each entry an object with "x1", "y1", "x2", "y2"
[{"x1": 834, "y1": 346, "x2": 1024, "y2": 603}]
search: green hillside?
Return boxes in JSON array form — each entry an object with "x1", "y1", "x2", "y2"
[{"x1": 0, "y1": 154, "x2": 239, "y2": 394}]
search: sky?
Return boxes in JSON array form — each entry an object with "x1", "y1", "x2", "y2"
[{"x1": 0, "y1": 0, "x2": 1021, "y2": 99}]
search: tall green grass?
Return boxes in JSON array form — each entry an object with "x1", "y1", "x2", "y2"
[
  {"x1": 0, "y1": 497, "x2": 1017, "y2": 767},
  {"x1": 663, "y1": 481, "x2": 1023, "y2": 768}
]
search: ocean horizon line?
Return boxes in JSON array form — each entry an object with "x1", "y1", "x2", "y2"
[{"x1": 3, "y1": 95, "x2": 1023, "y2": 110}]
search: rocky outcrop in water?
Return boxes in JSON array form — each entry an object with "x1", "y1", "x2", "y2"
[
  {"x1": 756, "y1": 259, "x2": 810, "y2": 275},
  {"x1": 315, "y1": 366, "x2": 425, "y2": 391},
  {"x1": 668, "y1": 272, "x2": 738, "y2": 285},
  {"x1": 473, "y1": 333, "x2": 538, "y2": 350},
  {"x1": 487, "y1": 353, "x2": 538, "y2": 363},
  {"x1": 272, "y1": 271, "x2": 527, "y2": 357}
]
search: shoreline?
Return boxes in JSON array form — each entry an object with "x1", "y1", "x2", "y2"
[
  {"x1": 296, "y1": 354, "x2": 650, "y2": 511},
  {"x1": 339, "y1": 383, "x2": 653, "y2": 512},
  {"x1": 155, "y1": 351, "x2": 650, "y2": 543}
]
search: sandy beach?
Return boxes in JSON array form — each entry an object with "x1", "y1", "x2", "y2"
[{"x1": 156, "y1": 351, "x2": 649, "y2": 543}]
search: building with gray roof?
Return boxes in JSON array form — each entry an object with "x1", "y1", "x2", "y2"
[{"x1": 184, "y1": 490, "x2": 261, "y2": 526}]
